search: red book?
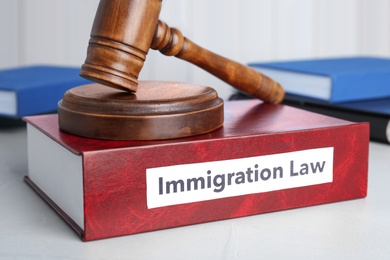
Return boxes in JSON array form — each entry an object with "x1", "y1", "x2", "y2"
[{"x1": 24, "y1": 100, "x2": 369, "y2": 241}]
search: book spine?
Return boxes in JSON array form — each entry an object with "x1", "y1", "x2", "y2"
[{"x1": 82, "y1": 123, "x2": 369, "y2": 241}]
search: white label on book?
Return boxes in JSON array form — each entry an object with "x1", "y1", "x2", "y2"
[{"x1": 146, "y1": 147, "x2": 334, "y2": 209}]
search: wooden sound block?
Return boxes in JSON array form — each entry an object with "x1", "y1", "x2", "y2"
[{"x1": 58, "y1": 81, "x2": 224, "y2": 140}]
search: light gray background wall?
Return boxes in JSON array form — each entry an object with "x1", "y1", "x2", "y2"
[{"x1": 1, "y1": 0, "x2": 390, "y2": 99}]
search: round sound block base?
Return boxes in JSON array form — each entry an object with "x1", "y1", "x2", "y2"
[{"x1": 58, "y1": 81, "x2": 224, "y2": 140}]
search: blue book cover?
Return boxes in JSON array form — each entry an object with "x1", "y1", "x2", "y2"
[
  {"x1": 248, "y1": 57, "x2": 390, "y2": 103},
  {"x1": 0, "y1": 65, "x2": 90, "y2": 118}
]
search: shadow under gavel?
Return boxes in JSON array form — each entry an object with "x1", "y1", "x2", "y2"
[{"x1": 79, "y1": 0, "x2": 284, "y2": 104}]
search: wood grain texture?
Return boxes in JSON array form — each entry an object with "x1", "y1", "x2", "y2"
[
  {"x1": 80, "y1": 0, "x2": 162, "y2": 92},
  {"x1": 80, "y1": 0, "x2": 284, "y2": 104},
  {"x1": 152, "y1": 21, "x2": 285, "y2": 103},
  {"x1": 58, "y1": 82, "x2": 224, "y2": 140}
]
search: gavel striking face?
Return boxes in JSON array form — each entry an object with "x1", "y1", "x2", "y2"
[{"x1": 80, "y1": 0, "x2": 284, "y2": 103}]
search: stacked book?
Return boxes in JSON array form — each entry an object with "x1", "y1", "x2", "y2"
[
  {"x1": 25, "y1": 100, "x2": 369, "y2": 241},
  {"x1": 246, "y1": 57, "x2": 390, "y2": 144},
  {"x1": 0, "y1": 65, "x2": 90, "y2": 126}
]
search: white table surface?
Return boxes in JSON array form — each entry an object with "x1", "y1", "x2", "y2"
[{"x1": 1, "y1": 124, "x2": 389, "y2": 259}]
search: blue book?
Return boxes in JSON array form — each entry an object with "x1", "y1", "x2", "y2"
[
  {"x1": 0, "y1": 65, "x2": 90, "y2": 118},
  {"x1": 248, "y1": 57, "x2": 390, "y2": 103}
]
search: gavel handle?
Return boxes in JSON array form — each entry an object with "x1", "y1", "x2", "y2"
[{"x1": 151, "y1": 21, "x2": 285, "y2": 104}]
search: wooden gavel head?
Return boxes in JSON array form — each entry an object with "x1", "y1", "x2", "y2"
[
  {"x1": 80, "y1": 0, "x2": 162, "y2": 92},
  {"x1": 80, "y1": 0, "x2": 285, "y2": 104}
]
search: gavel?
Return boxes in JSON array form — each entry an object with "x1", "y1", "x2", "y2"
[
  {"x1": 59, "y1": 0, "x2": 285, "y2": 140},
  {"x1": 79, "y1": 0, "x2": 284, "y2": 104}
]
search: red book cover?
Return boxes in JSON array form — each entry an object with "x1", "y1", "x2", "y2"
[{"x1": 24, "y1": 100, "x2": 369, "y2": 241}]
